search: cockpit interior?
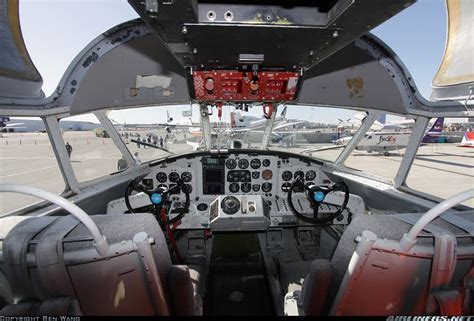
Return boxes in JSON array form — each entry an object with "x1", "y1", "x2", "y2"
[{"x1": 0, "y1": 0, "x2": 472, "y2": 316}]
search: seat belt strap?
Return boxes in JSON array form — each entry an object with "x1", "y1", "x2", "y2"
[
  {"x1": 36, "y1": 215, "x2": 81, "y2": 297},
  {"x1": 3, "y1": 217, "x2": 57, "y2": 301},
  {"x1": 426, "y1": 233, "x2": 462, "y2": 315},
  {"x1": 431, "y1": 290, "x2": 464, "y2": 315}
]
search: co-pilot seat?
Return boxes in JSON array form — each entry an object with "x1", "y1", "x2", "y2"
[
  {"x1": 0, "y1": 213, "x2": 202, "y2": 316},
  {"x1": 281, "y1": 212, "x2": 474, "y2": 316}
]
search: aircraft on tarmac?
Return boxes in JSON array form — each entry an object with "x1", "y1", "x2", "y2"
[
  {"x1": 0, "y1": 117, "x2": 25, "y2": 132},
  {"x1": 311, "y1": 118, "x2": 446, "y2": 156},
  {"x1": 229, "y1": 106, "x2": 298, "y2": 131},
  {"x1": 337, "y1": 113, "x2": 415, "y2": 132},
  {"x1": 346, "y1": 117, "x2": 445, "y2": 155},
  {"x1": 459, "y1": 131, "x2": 474, "y2": 148}
]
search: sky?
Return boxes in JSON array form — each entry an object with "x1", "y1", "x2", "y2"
[{"x1": 19, "y1": 0, "x2": 447, "y2": 124}]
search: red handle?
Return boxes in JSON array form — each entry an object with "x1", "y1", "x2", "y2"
[
  {"x1": 217, "y1": 102, "x2": 223, "y2": 119},
  {"x1": 263, "y1": 103, "x2": 274, "y2": 119}
]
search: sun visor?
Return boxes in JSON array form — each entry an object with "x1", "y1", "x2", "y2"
[
  {"x1": 298, "y1": 35, "x2": 418, "y2": 114},
  {"x1": 66, "y1": 25, "x2": 190, "y2": 115},
  {"x1": 0, "y1": 0, "x2": 43, "y2": 99},
  {"x1": 431, "y1": 0, "x2": 474, "y2": 102}
]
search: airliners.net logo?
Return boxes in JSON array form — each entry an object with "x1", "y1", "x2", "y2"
[{"x1": 387, "y1": 317, "x2": 473, "y2": 321}]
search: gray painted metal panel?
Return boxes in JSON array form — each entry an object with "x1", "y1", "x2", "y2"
[
  {"x1": 298, "y1": 36, "x2": 416, "y2": 114},
  {"x1": 69, "y1": 34, "x2": 189, "y2": 115}
]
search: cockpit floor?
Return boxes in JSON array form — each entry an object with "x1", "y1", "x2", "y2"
[{"x1": 204, "y1": 234, "x2": 274, "y2": 316}]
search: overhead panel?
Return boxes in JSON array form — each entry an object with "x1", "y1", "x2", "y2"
[
  {"x1": 129, "y1": 0, "x2": 416, "y2": 105},
  {"x1": 129, "y1": 0, "x2": 416, "y2": 71}
]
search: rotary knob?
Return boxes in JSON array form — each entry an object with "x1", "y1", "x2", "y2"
[{"x1": 205, "y1": 77, "x2": 215, "y2": 93}]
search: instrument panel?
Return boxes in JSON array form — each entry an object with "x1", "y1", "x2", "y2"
[{"x1": 107, "y1": 152, "x2": 365, "y2": 230}]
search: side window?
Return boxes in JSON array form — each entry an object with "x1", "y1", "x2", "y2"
[
  {"x1": 344, "y1": 113, "x2": 415, "y2": 179},
  {"x1": 59, "y1": 114, "x2": 127, "y2": 182},
  {"x1": 406, "y1": 117, "x2": 473, "y2": 206},
  {"x1": 0, "y1": 117, "x2": 65, "y2": 216}
]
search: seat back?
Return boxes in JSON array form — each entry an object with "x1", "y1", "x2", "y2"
[
  {"x1": 327, "y1": 213, "x2": 474, "y2": 316},
  {"x1": 0, "y1": 214, "x2": 199, "y2": 316}
]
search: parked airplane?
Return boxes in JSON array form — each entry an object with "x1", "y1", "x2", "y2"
[
  {"x1": 459, "y1": 131, "x2": 474, "y2": 148},
  {"x1": 337, "y1": 113, "x2": 415, "y2": 132},
  {"x1": 230, "y1": 106, "x2": 299, "y2": 132},
  {"x1": 421, "y1": 117, "x2": 446, "y2": 143},
  {"x1": 0, "y1": 117, "x2": 25, "y2": 132},
  {"x1": 331, "y1": 118, "x2": 445, "y2": 156}
]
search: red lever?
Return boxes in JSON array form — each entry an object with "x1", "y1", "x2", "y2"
[
  {"x1": 217, "y1": 102, "x2": 223, "y2": 119},
  {"x1": 263, "y1": 103, "x2": 274, "y2": 119}
]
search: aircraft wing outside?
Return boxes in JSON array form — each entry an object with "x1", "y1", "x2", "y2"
[
  {"x1": 272, "y1": 120, "x2": 306, "y2": 131},
  {"x1": 298, "y1": 145, "x2": 345, "y2": 154},
  {"x1": 5, "y1": 122, "x2": 24, "y2": 127}
]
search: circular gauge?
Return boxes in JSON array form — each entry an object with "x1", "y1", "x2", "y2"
[
  {"x1": 250, "y1": 159, "x2": 261, "y2": 169},
  {"x1": 306, "y1": 170, "x2": 316, "y2": 181},
  {"x1": 168, "y1": 172, "x2": 180, "y2": 182},
  {"x1": 282, "y1": 171, "x2": 293, "y2": 181},
  {"x1": 262, "y1": 159, "x2": 271, "y2": 167},
  {"x1": 262, "y1": 169, "x2": 273, "y2": 180},
  {"x1": 181, "y1": 171, "x2": 192, "y2": 182},
  {"x1": 226, "y1": 158, "x2": 237, "y2": 169},
  {"x1": 238, "y1": 158, "x2": 249, "y2": 169},
  {"x1": 281, "y1": 182, "x2": 291, "y2": 193},
  {"x1": 182, "y1": 184, "x2": 193, "y2": 194},
  {"x1": 252, "y1": 184, "x2": 260, "y2": 192},
  {"x1": 229, "y1": 183, "x2": 240, "y2": 193},
  {"x1": 252, "y1": 171, "x2": 260, "y2": 179},
  {"x1": 156, "y1": 172, "x2": 167, "y2": 183},
  {"x1": 294, "y1": 170, "x2": 304, "y2": 181},
  {"x1": 241, "y1": 183, "x2": 252, "y2": 193},
  {"x1": 262, "y1": 182, "x2": 272, "y2": 193}
]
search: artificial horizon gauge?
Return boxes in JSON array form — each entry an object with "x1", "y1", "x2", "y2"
[{"x1": 250, "y1": 159, "x2": 261, "y2": 169}]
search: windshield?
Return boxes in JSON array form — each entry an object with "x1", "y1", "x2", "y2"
[{"x1": 109, "y1": 104, "x2": 364, "y2": 163}]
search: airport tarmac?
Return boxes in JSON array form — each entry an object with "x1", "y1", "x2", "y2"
[{"x1": 0, "y1": 131, "x2": 472, "y2": 215}]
